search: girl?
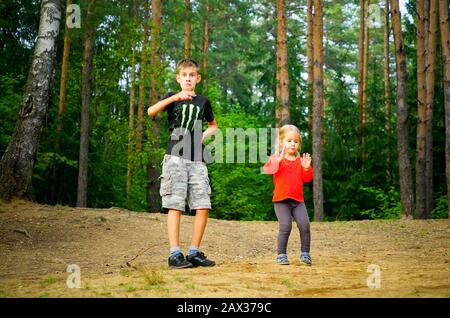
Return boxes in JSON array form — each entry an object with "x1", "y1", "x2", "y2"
[{"x1": 263, "y1": 124, "x2": 313, "y2": 265}]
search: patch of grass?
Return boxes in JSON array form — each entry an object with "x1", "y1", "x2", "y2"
[
  {"x1": 96, "y1": 291, "x2": 113, "y2": 297},
  {"x1": 185, "y1": 283, "x2": 195, "y2": 289},
  {"x1": 173, "y1": 274, "x2": 188, "y2": 283},
  {"x1": 120, "y1": 269, "x2": 133, "y2": 277},
  {"x1": 281, "y1": 279, "x2": 294, "y2": 289},
  {"x1": 137, "y1": 266, "x2": 165, "y2": 286},
  {"x1": 38, "y1": 293, "x2": 51, "y2": 298},
  {"x1": 126, "y1": 285, "x2": 137, "y2": 292},
  {"x1": 39, "y1": 276, "x2": 60, "y2": 288}
]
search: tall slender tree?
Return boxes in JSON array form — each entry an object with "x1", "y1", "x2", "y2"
[
  {"x1": 357, "y1": 0, "x2": 367, "y2": 149},
  {"x1": 306, "y1": 0, "x2": 314, "y2": 134},
  {"x1": 390, "y1": 0, "x2": 414, "y2": 218},
  {"x1": 127, "y1": 47, "x2": 136, "y2": 196},
  {"x1": 136, "y1": 2, "x2": 150, "y2": 153},
  {"x1": 416, "y1": 0, "x2": 428, "y2": 218},
  {"x1": 56, "y1": 0, "x2": 72, "y2": 146},
  {"x1": 438, "y1": 0, "x2": 450, "y2": 218},
  {"x1": 275, "y1": 0, "x2": 290, "y2": 127},
  {"x1": 0, "y1": 0, "x2": 62, "y2": 200},
  {"x1": 202, "y1": 0, "x2": 210, "y2": 89},
  {"x1": 184, "y1": 0, "x2": 192, "y2": 58},
  {"x1": 313, "y1": 0, "x2": 324, "y2": 221},
  {"x1": 384, "y1": 0, "x2": 392, "y2": 180},
  {"x1": 77, "y1": 0, "x2": 96, "y2": 207},
  {"x1": 425, "y1": 0, "x2": 438, "y2": 215},
  {"x1": 53, "y1": 0, "x2": 72, "y2": 203},
  {"x1": 147, "y1": 0, "x2": 163, "y2": 212}
]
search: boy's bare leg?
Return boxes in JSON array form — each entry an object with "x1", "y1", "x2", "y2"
[
  {"x1": 167, "y1": 209, "x2": 183, "y2": 248},
  {"x1": 190, "y1": 209, "x2": 209, "y2": 248}
]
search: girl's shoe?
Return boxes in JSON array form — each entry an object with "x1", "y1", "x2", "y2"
[
  {"x1": 300, "y1": 252, "x2": 312, "y2": 266},
  {"x1": 276, "y1": 254, "x2": 289, "y2": 265}
]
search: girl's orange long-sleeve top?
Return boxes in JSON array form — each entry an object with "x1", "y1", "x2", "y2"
[{"x1": 263, "y1": 155, "x2": 313, "y2": 203}]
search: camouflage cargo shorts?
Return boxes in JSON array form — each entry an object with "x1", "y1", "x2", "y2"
[{"x1": 160, "y1": 154, "x2": 211, "y2": 213}]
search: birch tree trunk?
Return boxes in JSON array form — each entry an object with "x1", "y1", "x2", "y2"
[
  {"x1": 0, "y1": 0, "x2": 62, "y2": 201},
  {"x1": 390, "y1": 0, "x2": 414, "y2": 218}
]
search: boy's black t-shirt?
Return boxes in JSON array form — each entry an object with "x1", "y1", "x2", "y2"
[{"x1": 162, "y1": 92, "x2": 215, "y2": 162}]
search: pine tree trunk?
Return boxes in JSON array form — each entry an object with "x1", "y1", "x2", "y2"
[
  {"x1": 275, "y1": 0, "x2": 290, "y2": 127},
  {"x1": 390, "y1": 0, "x2": 414, "y2": 218},
  {"x1": 126, "y1": 47, "x2": 136, "y2": 196},
  {"x1": 307, "y1": 0, "x2": 314, "y2": 134},
  {"x1": 0, "y1": 0, "x2": 61, "y2": 201},
  {"x1": 313, "y1": 0, "x2": 324, "y2": 221},
  {"x1": 184, "y1": 0, "x2": 192, "y2": 58},
  {"x1": 357, "y1": 0, "x2": 366, "y2": 147},
  {"x1": 147, "y1": 0, "x2": 163, "y2": 213},
  {"x1": 136, "y1": 3, "x2": 150, "y2": 153},
  {"x1": 438, "y1": 0, "x2": 450, "y2": 218},
  {"x1": 77, "y1": 0, "x2": 96, "y2": 208},
  {"x1": 424, "y1": 0, "x2": 437, "y2": 217},
  {"x1": 56, "y1": 0, "x2": 72, "y2": 146},
  {"x1": 384, "y1": 0, "x2": 392, "y2": 181},
  {"x1": 53, "y1": 0, "x2": 72, "y2": 203},
  {"x1": 202, "y1": 0, "x2": 210, "y2": 89},
  {"x1": 416, "y1": 0, "x2": 428, "y2": 218}
]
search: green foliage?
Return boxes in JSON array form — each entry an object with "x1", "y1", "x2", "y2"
[
  {"x1": 432, "y1": 195, "x2": 449, "y2": 219},
  {"x1": 0, "y1": 74, "x2": 23, "y2": 153},
  {"x1": 359, "y1": 186, "x2": 402, "y2": 220}
]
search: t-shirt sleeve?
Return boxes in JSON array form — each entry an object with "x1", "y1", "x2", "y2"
[
  {"x1": 203, "y1": 98, "x2": 215, "y2": 122},
  {"x1": 161, "y1": 92, "x2": 175, "y2": 111}
]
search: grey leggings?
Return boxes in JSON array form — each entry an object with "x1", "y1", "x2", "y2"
[{"x1": 274, "y1": 199, "x2": 310, "y2": 254}]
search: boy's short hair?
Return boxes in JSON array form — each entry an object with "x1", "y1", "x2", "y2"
[{"x1": 176, "y1": 58, "x2": 200, "y2": 73}]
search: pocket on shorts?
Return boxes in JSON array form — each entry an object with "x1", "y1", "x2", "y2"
[
  {"x1": 159, "y1": 174, "x2": 172, "y2": 196},
  {"x1": 202, "y1": 166, "x2": 211, "y2": 195}
]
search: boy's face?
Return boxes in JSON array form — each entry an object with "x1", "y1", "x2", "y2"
[{"x1": 176, "y1": 66, "x2": 201, "y2": 92}]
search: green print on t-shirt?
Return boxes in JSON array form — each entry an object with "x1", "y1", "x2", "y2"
[{"x1": 181, "y1": 103, "x2": 200, "y2": 133}]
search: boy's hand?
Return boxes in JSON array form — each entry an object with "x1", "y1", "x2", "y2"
[
  {"x1": 301, "y1": 153, "x2": 312, "y2": 169},
  {"x1": 172, "y1": 91, "x2": 194, "y2": 102}
]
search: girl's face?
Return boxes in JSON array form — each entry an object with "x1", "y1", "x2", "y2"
[{"x1": 281, "y1": 131, "x2": 300, "y2": 155}]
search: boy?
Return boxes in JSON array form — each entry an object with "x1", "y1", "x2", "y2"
[{"x1": 147, "y1": 58, "x2": 218, "y2": 269}]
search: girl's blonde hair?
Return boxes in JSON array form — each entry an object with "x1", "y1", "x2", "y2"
[{"x1": 277, "y1": 124, "x2": 302, "y2": 154}]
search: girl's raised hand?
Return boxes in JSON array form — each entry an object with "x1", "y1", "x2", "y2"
[
  {"x1": 276, "y1": 146, "x2": 286, "y2": 162},
  {"x1": 301, "y1": 153, "x2": 311, "y2": 169}
]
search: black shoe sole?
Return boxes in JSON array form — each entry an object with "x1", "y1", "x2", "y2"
[
  {"x1": 189, "y1": 261, "x2": 216, "y2": 267},
  {"x1": 169, "y1": 263, "x2": 194, "y2": 269}
]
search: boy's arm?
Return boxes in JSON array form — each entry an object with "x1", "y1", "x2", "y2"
[
  {"x1": 202, "y1": 119, "x2": 218, "y2": 143},
  {"x1": 147, "y1": 92, "x2": 194, "y2": 118}
]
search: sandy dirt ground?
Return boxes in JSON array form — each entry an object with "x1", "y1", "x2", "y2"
[{"x1": 0, "y1": 200, "x2": 449, "y2": 298}]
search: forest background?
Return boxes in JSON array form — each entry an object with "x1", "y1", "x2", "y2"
[{"x1": 0, "y1": 0, "x2": 449, "y2": 222}]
